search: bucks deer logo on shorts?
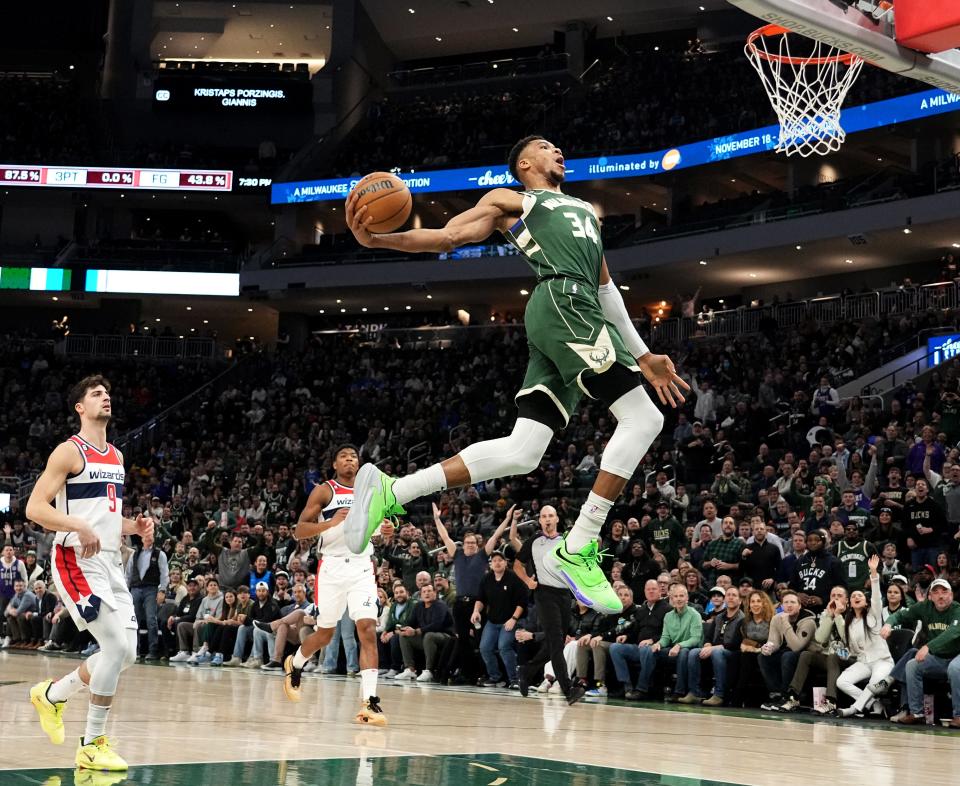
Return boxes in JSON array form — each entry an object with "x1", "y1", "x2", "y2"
[
  {"x1": 588, "y1": 347, "x2": 611, "y2": 367},
  {"x1": 566, "y1": 325, "x2": 616, "y2": 373}
]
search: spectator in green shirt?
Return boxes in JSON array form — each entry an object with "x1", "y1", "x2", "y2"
[
  {"x1": 633, "y1": 583, "x2": 703, "y2": 699},
  {"x1": 880, "y1": 579, "x2": 960, "y2": 726}
]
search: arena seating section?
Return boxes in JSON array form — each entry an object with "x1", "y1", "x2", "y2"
[{"x1": 3, "y1": 293, "x2": 959, "y2": 714}]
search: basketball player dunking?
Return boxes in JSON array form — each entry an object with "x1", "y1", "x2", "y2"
[
  {"x1": 26, "y1": 376, "x2": 154, "y2": 771},
  {"x1": 341, "y1": 136, "x2": 688, "y2": 635},
  {"x1": 282, "y1": 444, "x2": 391, "y2": 726}
]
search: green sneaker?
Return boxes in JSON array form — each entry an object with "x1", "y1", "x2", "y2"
[
  {"x1": 547, "y1": 537, "x2": 622, "y2": 614},
  {"x1": 344, "y1": 463, "x2": 406, "y2": 554}
]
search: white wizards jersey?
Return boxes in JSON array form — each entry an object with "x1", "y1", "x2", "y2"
[
  {"x1": 317, "y1": 479, "x2": 373, "y2": 561},
  {"x1": 54, "y1": 435, "x2": 125, "y2": 552}
]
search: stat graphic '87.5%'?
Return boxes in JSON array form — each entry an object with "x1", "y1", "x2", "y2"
[{"x1": 0, "y1": 165, "x2": 232, "y2": 191}]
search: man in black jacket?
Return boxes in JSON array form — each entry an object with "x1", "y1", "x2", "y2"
[
  {"x1": 608, "y1": 579, "x2": 670, "y2": 699},
  {"x1": 741, "y1": 517, "x2": 781, "y2": 592},
  {"x1": 162, "y1": 578, "x2": 202, "y2": 657},
  {"x1": 396, "y1": 584, "x2": 454, "y2": 682},
  {"x1": 789, "y1": 531, "x2": 846, "y2": 610},
  {"x1": 680, "y1": 586, "x2": 744, "y2": 705},
  {"x1": 904, "y1": 478, "x2": 949, "y2": 570}
]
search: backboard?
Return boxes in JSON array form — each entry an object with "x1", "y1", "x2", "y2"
[{"x1": 727, "y1": 0, "x2": 960, "y2": 94}]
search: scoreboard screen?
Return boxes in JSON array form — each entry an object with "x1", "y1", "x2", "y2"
[{"x1": 0, "y1": 165, "x2": 232, "y2": 192}]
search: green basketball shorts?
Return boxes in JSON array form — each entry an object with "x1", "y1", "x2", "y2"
[{"x1": 515, "y1": 278, "x2": 639, "y2": 425}]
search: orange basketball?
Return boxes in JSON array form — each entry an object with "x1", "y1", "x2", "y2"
[{"x1": 349, "y1": 171, "x2": 412, "y2": 233}]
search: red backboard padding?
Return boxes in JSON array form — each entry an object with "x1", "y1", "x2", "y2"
[{"x1": 896, "y1": 0, "x2": 960, "y2": 54}]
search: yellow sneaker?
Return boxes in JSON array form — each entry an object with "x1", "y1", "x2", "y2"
[
  {"x1": 355, "y1": 696, "x2": 387, "y2": 726},
  {"x1": 30, "y1": 679, "x2": 66, "y2": 745},
  {"x1": 283, "y1": 654, "x2": 302, "y2": 703},
  {"x1": 75, "y1": 736, "x2": 128, "y2": 771},
  {"x1": 73, "y1": 769, "x2": 128, "y2": 786}
]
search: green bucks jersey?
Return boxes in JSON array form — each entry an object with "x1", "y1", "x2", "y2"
[
  {"x1": 503, "y1": 190, "x2": 603, "y2": 289},
  {"x1": 503, "y1": 187, "x2": 638, "y2": 425},
  {"x1": 835, "y1": 539, "x2": 875, "y2": 589}
]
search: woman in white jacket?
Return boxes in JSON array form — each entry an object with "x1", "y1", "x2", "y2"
[{"x1": 836, "y1": 554, "x2": 894, "y2": 717}]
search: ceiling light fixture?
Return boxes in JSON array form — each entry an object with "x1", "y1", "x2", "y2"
[
  {"x1": 619, "y1": 284, "x2": 630, "y2": 291},
  {"x1": 749, "y1": 273, "x2": 758, "y2": 278},
  {"x1": 427, "y1": 294, "x2": 433, "y2": 299},
  {"x1": 699, "y1": 260, "x2": 707, "y2": 266},
  {"x1": 512, "y1": 27, "x2": 519, "y2": 32},
  {"x1": 520, "y1": 289, "x2": 529, "y2": 295}
]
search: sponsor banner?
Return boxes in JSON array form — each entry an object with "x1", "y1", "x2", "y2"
[{"x1": 272, "y1": 87, "x2": 960, "y2": 204}]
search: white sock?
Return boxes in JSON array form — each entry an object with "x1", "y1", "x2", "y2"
[
  {"x1": 360, "y1": 668, "x2": 378, "y2": 700},
  {"x1": 393, "y1": 463, "x2": 447, "y2": 506},
  {"x1": 292, "y1": 648, "x2": 308, "y2": 669},
  {"x1": 83, "y1": 703, "x2": 110, "y2": 744},
  {"x1": 47, "y1": 669, "x2": 85, "y2": 703},
  {"x1": 566, "y1": 492, "x2": 613, "y2": 551}
]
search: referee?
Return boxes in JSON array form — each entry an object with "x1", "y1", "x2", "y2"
[{"x1": 513, "y1": 505, "x2": 586, "y2": 705}]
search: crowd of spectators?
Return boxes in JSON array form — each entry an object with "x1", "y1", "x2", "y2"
[
  {"x1": 2, "y1": 302, "x2": 960, "y2": 725},
  {"x1": 321, "y1": 39, "x2": 918, "y2": 178},
  {"x1": 0, "y1": 336, "x2": 228, "y2": 486}
]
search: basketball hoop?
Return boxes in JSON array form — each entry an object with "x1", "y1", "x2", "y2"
[{"x1": 745, "y1": 24, "x2": 864, "y2": 158}]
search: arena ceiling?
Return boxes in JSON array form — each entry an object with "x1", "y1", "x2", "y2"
[
  {"x1": 152, "y1": 1, "x2": 333, "y2": 68},
  {"x1": 361, "y1": 0, "x2": 732, "y2": 60}
]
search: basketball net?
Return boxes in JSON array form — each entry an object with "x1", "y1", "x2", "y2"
[{"x1": 745, "y1": 25, "x2": 864, "y2": 158}]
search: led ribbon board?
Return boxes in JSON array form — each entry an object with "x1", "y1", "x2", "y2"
[{"x1": 272, "y1": 87, "x2": 960, "y2": 204}]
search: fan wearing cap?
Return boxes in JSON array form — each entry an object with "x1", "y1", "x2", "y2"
[
  {"x1": 643, "y1": 502, "x2": 685, "y2": 569},
  {"x1": 880, "y1": 577, "x2": 960, "y2": 726}
]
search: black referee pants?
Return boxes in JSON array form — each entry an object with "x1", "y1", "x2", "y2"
[{"x1": 522, "y1": 586, "x2": 572, "y2": 697}]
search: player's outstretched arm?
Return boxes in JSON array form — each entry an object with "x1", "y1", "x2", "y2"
[
  {"x1": 25, "y1": 442, "x2": 101, "y2": 557},
  {"x1": 598, "y1": 258, "x2": 690, "y2": 408},
  {"x1": 346, "y1": 187, "x2": 523, "y2": 253}
]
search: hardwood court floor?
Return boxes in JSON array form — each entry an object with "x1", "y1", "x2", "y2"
[{"x1": 2, "y1": 651, "x2": 959, "y2": 786}]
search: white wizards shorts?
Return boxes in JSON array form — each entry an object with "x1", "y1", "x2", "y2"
[
  {"x1": 314, "y1": 557, "x2": 378, "y2": 628},
  {"x1": 51, "y1": 544, "x2": 137, "y2": 632}
]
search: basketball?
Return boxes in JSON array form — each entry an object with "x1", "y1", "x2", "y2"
[{"x1": 349, "y1": 172, "x2": 412, "y2": 233}]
